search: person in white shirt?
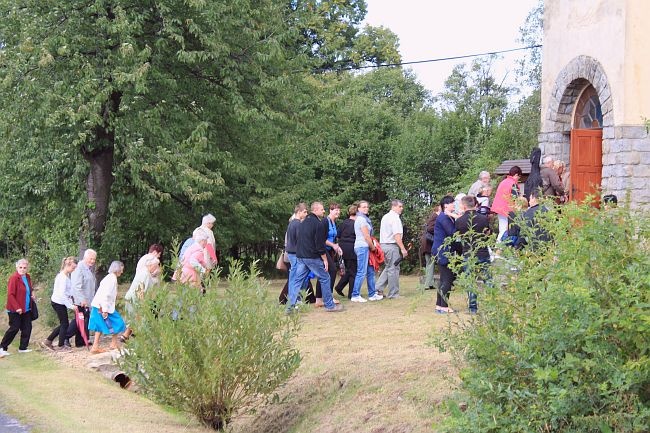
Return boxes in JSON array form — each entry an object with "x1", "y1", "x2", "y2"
[
  {"x1": 135, "y1": 244, "x2": 163, "y2": 285},
  {"x1": 88, "y1": 261, "x2": 126, "y2": 353},
  {"x1": 375, "y1": 200, "x2": 408, "y2": 299},
  {"x1": 121, "y1": 257, "x2": 160, "y2": 342},
  {"x1": 43, "y1": 257, "x2": 77, "y2": 350}
]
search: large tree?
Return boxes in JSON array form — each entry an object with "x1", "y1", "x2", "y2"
[{"x1": 0, "y1": 0, "x2": 400, "y2": 267}]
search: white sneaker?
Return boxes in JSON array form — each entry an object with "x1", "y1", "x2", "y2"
[
  {"x1": 369, "y1": 294, "x2": 384, "y2": 301},
  {"x1": 18, "y1": 349, "x2": 32, "y2": 353},
  {"x1": 0, "y1": 348, "x2": 10, "y2": 357},
  {"x1": 350, "y1": 296, "x2": 367, "y2": 303}
]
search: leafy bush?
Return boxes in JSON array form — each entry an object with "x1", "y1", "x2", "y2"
[
  {"x1": 119, "y1": 261, "x2": 301, "y2": 430},
  {"x1": 436, "y1": 202, "x2": 650, "y2": 432}
]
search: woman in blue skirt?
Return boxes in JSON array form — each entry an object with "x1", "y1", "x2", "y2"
[{"x1": 89, "y1": 261, "x2": 126, "y2": 354}]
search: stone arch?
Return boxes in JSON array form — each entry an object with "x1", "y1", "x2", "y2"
[{"x1": 546, "y1": 55, "x2": 613, "y2": 132}]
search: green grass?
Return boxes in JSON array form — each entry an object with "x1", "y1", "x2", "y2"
[{"x1": 0, "y1": 274, "x2": 467, "y2": 432}]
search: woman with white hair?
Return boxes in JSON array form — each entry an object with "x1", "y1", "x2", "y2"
[
  {"x1": 88, "y1": 261, "x2": 126, "y2": 353},
  {"x1": 121, "y1": 256, "x2": 160, "y2": 341},
  {"x1": 1, "y1": 259, "x2": 36, "y2": 356},
  {"x1": 181, "y1": 231, "x2": 209, "y2": 289},
  {"x1": 194, "y1": 213, "x2": 218, "y2": 269}
]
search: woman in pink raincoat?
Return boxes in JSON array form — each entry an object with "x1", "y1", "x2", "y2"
[{"x1": 180, "y1": 231, "x2": 209, "y2": 288}]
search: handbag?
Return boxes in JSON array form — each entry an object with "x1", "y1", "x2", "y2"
[
  {"x1": 276, "y1": 250, "x2": 288, "y2": 271},
  {"x1": 29, "y1": 298, "x2": 39, "y2": 321},
  {"x1": 337, "y1": 253, "x2": 346, "y2": 276}
]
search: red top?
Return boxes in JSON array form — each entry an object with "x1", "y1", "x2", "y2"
[
  {"x1": 491, "y1": 175, "x2": 519, "y2": 217},
  {"x1": 5, "y1": 272, "x2": 33, "y2": 312}
]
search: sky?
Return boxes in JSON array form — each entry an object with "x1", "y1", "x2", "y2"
[{"x1": 363, "y1": 0, "x2": 539, "y2": 97}]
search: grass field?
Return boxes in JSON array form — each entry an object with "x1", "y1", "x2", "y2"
[{"x1": 0, "y1": 274, "x2": 471, "y2": 433}]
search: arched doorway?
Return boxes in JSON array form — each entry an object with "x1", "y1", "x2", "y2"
[{"x1": 569, "y1": 84, "x2": 603, "y2": 202}]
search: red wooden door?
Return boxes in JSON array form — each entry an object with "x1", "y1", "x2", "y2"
[{"x1": 570, "y1": 129, "x2": 602, "y2": 203}]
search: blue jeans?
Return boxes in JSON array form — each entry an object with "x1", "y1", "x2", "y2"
[
  {"x1": 289, "y1": 257, "x2": 335, "y2": 309},
  {"x1": 286, "y1": 253, "x2": 298, "y2": 305},
  {"x1": 352, "y1": 247, "x2": 376, "y2": 298}
]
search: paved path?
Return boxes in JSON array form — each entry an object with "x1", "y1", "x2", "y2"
[{"x1": 0, "y1": 412, "x2": 30, "y2": 433}]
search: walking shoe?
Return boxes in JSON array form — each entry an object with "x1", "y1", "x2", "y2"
[
  {"x1": 368, "y1": 294, "x2": 384, "y2": 301},
  {"x1": 42, "y1": 339, "x2": 54, "y2": 350},
  {"x1": 18, "y1": 349, "x2": 33, "y2": 353},
  {"x1": 57, "y1": 345, "x2": 72, "y2": 352},
  {"x1": 0, "y1": 348, "x2": 10, "y2": 357},
  {"x1": 350, "y1": 296, "x2": 367, "y2": 303},
  {"x1": 387, "y1": 294, "x2": 400, "y2": 299},
  {"x1": 324, "y1": 304, "x2": 344, "y2": 312},
  {"x1": 63, "y1": 340, "x2": 72, "y2": 348}
]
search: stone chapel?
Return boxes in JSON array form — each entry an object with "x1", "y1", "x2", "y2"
[{"x1": 538, "y1": 0, "x2": 650, "y2": 209}]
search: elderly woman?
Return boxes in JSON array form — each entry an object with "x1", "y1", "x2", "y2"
[
  {"x1": 194, "y1": 213, "x2": 218, "y2": 269},
  {"x1": 43, "y1": 257, "x2": 77, "y2": 350},
  {"x1": 136, "y1": 244, "x2": 163, "y2": 285},
  {"x1": 88, "y1": 261, "x2": 126, "y2": 354},
  {"x1": 121, "y1": 256, "x2": 160, "y2": 341},
  {"x1": 1, "y1": 259, "x2": 36, "y2": 356},
  {"x1": 181, "y1": 231, "x2": 209, "y2": 288},
  {"x1": 553, "y1": 159, "x2": 570, "y2": 203}
]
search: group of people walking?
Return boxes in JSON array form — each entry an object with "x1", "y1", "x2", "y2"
[
  {"x1": 280, "y1": 199, "x2": 409, "y2": 313},
  {"x1": 0, "y1": 212, "x2": 219, "y2": 356}
]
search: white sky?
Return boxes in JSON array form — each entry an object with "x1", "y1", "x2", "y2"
[{"x1": 363, "y1": 0, "x2": 539, "y2": 96}]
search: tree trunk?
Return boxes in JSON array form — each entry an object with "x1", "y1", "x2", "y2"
[
  {"x1": 82, "y1": 146, "x2": 115, "y2": 248},
  {"x1": 79, "y1": 90, "x2": 121, "y2": 250}
]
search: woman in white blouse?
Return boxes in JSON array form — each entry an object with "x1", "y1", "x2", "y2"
[
  {"x1": 43, "y1": 257, "x2": 77, "y2": 350},
  {"x1": 88, "y1": 261, "x2": 126, "y2": 353}
]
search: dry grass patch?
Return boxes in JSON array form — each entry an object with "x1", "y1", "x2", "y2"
[{"x1": 227, "y1": 275, "x2": 466, "y2": 433}]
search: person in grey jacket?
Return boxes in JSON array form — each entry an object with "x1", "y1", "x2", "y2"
[{"x1": 64, "y1": 249, "x2": 97, "y2": 347}]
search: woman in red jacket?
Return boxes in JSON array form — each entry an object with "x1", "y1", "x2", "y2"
[{"x1": 0, "y1": 258, "x2": 36, "y2": 356}]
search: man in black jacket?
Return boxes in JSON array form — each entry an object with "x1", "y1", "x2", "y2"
[
  {"x1": 521, "y1": 189, "x2": 551, "y2": 248},
  {"x1": 455, "y1": 195, "x2": 491, "y2": 314},
  {"x1": 287, "y1": 202, "x2": 343, "y2": 313}
]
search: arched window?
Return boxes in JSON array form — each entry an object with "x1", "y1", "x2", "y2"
[{"x1": 573, "y1": 85, "x2": 603, "y2": 129}]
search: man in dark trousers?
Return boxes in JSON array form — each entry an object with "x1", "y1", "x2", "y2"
[
  {"x1": 287, "y1": 201, "x2": 343, "y2": 313},
  {"x1": 455, "y1": 195, "x2": 491, "y2": 314}
]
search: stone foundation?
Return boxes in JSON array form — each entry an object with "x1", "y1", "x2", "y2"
[{"x1": 539, "y1": 125, "x2": 650, "y2": 210}]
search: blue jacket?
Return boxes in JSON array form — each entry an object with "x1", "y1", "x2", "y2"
[{"x1": 431, "y1": 213, "x2": 456, "y2": 266}]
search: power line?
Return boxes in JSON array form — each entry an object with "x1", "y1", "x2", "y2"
[{"x1": 323, "y1": 44, "x2": 542, "y2": 72}]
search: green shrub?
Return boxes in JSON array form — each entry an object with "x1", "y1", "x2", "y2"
[
  {"x1": 119, "y1": 260, "x2": 301, "y2": 430},
  {"x1": 436, "y1": 202, "x2": 650, "y2": 432}
]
